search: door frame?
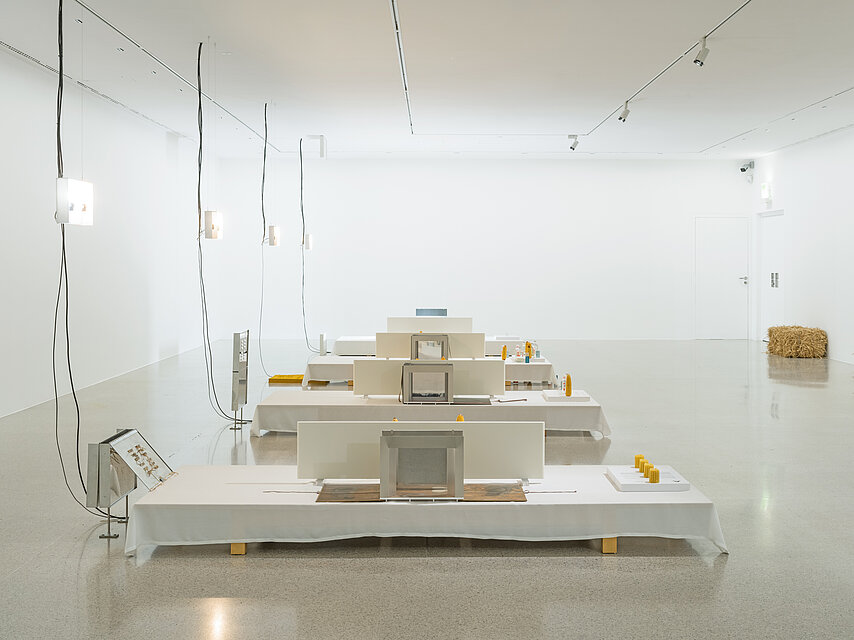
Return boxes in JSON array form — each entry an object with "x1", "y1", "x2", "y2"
[
  {"x1": 752, "y1": 209, "x2": 785, "y2": 341},
  {"x1": 693, "y1": 216, "x2": 751, "y2": 339}
]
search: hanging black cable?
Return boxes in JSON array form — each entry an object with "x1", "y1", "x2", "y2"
[
  {"x1": 56, "y1": 0, "x2": 63, "y2": 179},
  {"x1": 261, "y1": 103, "x2": 268, "y2": 239},
  {"x1": 51, "y1": 0, "x2": 110, "y2": 518},
  {"x1": 258, "y1": 103, "x2": 273, "y2": 378},
  {"x1": 299, "y1": 138, "x2": 319, "y2": 354},
  {"x1": 195, "y1": 41, "x2": 250, "y2": 424}
]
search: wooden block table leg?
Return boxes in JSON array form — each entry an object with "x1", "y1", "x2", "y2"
[
  {"x1": 230, "y1": 543, "x2": 246, "y2": 555},
  {"x1": 601, "y1": 537, "x2": 617, "y2": 554}
]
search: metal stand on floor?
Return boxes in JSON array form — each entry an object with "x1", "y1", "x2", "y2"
[
  {"x1": 99, "y1": 496, "x2": 129, "y2": 540},
  {"x1": 231, "y1": 407, "x2": 243, "y2": 431}
]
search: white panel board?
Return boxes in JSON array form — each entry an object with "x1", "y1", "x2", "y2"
[
  {"x1": 451, "y1": 359, "x2": 505, "y2": 396},
  {"x1": 375, "y1": 332, "x2": 485, "y2": 358},
  {"x1": 352, "y1": 359, "x2": 404, "y2": 396},
  {"x1": 353, "y1": 359, "x2": 504, "y2": 396},
  {"x1": 387, "y1": 317, "x2": 473, "y2": 333},
  {"x1": 297, "y1": 421, "x2": 544, "y2": 480}
]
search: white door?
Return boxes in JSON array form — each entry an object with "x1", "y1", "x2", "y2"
[
  {"x1": 758, "y1": 212, "x2": 785, "y2": 340},
  {"x1": 695, "y1": 217, "x2": 749, "y2": 338}
]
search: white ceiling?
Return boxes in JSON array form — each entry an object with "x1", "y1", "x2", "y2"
[{"x1": 2, "y1": 0, "x2": 853, "y2": 158}]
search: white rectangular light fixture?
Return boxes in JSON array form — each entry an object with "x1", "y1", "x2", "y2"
[
  {"x1": 760, "y1": 182, "x2": 772, "y2": 202},
  {"x1": 268, "y1": 225, "x2": 280, "y2": 246},
  {"x1": 56, "y1": 178, "x2": 94, "y2": 225},
  {"x1": 303, "y1": 233, "x2": 313, "y2": 250},
  {"x1": 204, "y1": 210, "x2": 223, "y2": 239}
]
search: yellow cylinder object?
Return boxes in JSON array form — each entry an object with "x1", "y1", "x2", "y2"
[
  {"x1": 456, "y1": 414, "x2": 465, "y2": 422},
  {"x1": 501, "y1": 345, "x2": 507, "y2": 360},
  {"x1": 525, "y1": 341, "x2": 532, "y2": 357},
  {"x1": 636, "y1": 456, "x2": 645, "y2": 470},
  {"x1": 643, "y1": 462, "x2": 653, "y2": 478},
  {"x1": 634, "y1": 454, "x2": 644, "y2": 469},
  {"x1": 565, "y1": 374, "x2": 572, "y2": 397},
  {"x1": 649, "y1": 468, "x2": 660, "y2": 483}
]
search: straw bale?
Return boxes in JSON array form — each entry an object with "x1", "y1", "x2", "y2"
[{"x1": 767, "y1": 325, "x2": 827, "y2": 358}]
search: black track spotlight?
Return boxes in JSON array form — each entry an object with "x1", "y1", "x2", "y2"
[
  {"x1": 568, "y1": 135, "x2": 579, "y2": 151},
  {"x1": 617, "y1": 102, "x2": 630, "y2": 122},
  {"x1": 694, "y1": 36, "x2": 710, "y2": 67}
]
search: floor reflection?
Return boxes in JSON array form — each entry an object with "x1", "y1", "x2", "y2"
[{"x1": 766, "y1": 354, "x2": 829, "y2": 386}]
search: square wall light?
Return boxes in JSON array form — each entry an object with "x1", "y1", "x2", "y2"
[
  {"x1": 56, "y1": 178, "x2": 93, "y2": 225},
  {"x1": 204, "y1": 210, "x2": 223, "y2": 239}
]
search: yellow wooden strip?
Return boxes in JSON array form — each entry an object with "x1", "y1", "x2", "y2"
[
  {"x1": 230, "y1": 543, "x2": 246, "y2": 555},
  {"x1": 601, "y1": 537, "x2": 617, "y2": 554},
  {"x1": 269, "y1": 374, "x2": 304, "y2": 384}
]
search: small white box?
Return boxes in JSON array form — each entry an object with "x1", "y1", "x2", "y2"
[
  {"x1": 541, "y1": 390, "x2": 591, "y2": 402},
  {"x1": 605, "y1": 465, "x2": 690, "y2": 492},
  {"x1": 204, "y1": 210, "x2": 223, "y2": 239},
  {"x1": 56, "y1": 178, "x2": 93, "y2": 225}
]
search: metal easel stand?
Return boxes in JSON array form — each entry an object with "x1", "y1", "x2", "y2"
[
  {"x1": 99, "y1": 495, "x2": 129, "y2": 540},
  {"x1": 230, "y1": 408, "x2": 243, "y2": 431}
]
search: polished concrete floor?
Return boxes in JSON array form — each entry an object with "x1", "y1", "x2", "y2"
[{"x1": 1, "y1": 340, "x2": 852, "y2": 639}]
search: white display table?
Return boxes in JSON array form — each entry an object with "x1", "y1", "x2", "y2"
[
  {"x1": 125, "y1": 465, "x2": 727, "y2": 556},
  {"x1": 251, "y1": 390, "x2": 611, "y2": 437}
]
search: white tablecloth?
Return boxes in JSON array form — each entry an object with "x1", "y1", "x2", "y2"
[
  {"x1": 251, "y1": 390, "x2": 610, "y2": 437},
  {"x1": 333, "y1": 336, "x2": 375, "y2": 356},
  {"x1": 125, "y1": 465, "x2": 727, "y2": 556}
]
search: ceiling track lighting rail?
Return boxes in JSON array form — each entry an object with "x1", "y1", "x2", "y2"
[
  {"x1": 72, "y1": 0, "x2": 281, "y2": 152},
  {"x1": 387, "y1": 0, "x2": 754, "y2": 151},
  {"x1": 0, "y1": 38, "x2": 187, "y2": 139},
  {"x1": 699, "y1": 83, "x2": 854, "y2": 154},
  {"x1": 590, "y1": 0, "x2": 754, "y2": 133},
  {"x1": 389, "y1": 0, "x2": 414, "y2": 134}
]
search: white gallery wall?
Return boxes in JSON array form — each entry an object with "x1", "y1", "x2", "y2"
[
  {"x1": 5, "y1": 34, "x2": 852, "y2": 419},
  {"x1": 0, "y1": 51, "x2": 200, "y2": 418},
  {"x1": 754, "y1": 129, "x2": 854, "y2": 363},
  {"x1": 207, "y1": 155, "x2": 755, "y2": 344}
]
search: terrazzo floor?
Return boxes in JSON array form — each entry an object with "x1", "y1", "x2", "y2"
[{"x1": 1, "y1": 340, "x2": 851, "y2": 639}]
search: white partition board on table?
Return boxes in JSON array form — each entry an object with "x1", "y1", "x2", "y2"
[
  {"x1": 251, "y1": 389, "x2": 611, "y2": 436},
  {"x1": 297, "y1": 421, "x2": 544, "y2": 480},
  {"x1": 375, "y1": 332, "x2": 486, "y2": 359},
  {"x1": 332, "y1": 336, "x2": 376, "y2": 356},
  {"x1": 387, "y1": 317, "x2": 473, "y2": 333},
  {"x1": 125, "y1": 465, "x2": 727, "y2": 557},
  {"x1": 353, "y1": 358, "x2": 505, "y2": 397}
]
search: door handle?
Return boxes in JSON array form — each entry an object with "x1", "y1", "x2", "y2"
[{"x1": 739, "y1": 276, "x2": 748, "y2": 284}]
